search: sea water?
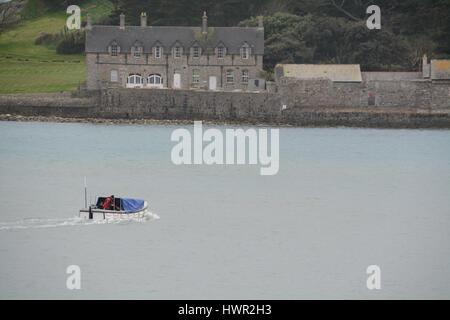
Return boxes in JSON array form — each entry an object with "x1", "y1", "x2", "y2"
[{"x1": 0, "y1": 121, "x2": 449, "y2": 299}]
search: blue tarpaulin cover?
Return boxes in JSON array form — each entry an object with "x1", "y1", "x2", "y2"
[{"x1": 122, "y1": 198, "x2": 145, "y2": 213}]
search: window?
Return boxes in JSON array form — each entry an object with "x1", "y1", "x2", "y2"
[
  {"x1": 128, "y1": 75, "x2": 142, "y2": 84},
  {"x1": 226, "y1": 70, "x2": 234, "y2": 83},
  {"x1": 147, "y1": 74, "x2": 163, "y2": 87},
  {"x1": 192, "y1": 69, "x2": 200, "y2": 84},
  {"x1": 110, "y1": 70, "x2": 118, "y2": 82},
  {"x1": 241, "y1": 47, "x2": 249, "y2": 59},
  {"x1": 126, "y1": 74, "x2": 143, "y2": 88},
  {"x1": 111, "y1": 45, "x2": 118, "y2": 56},
  {"x1": 134, "y1": 47, "x2": 141, "y2": 58},
  {"x1": 217, "y1": 47, "x2": 224, "y2": 59},
  {"x1": 241, "y1": 70, "x2": 249, "y2": 83},
  {"x1": 174, "y1": 46, "x2": 181, "y2": 58},
  {"x1": 193, "y1": 46, "x2": 200, "y2": 58},
  {"x1": 155, "y1": 46, "x2": 162, "y2": 58}
]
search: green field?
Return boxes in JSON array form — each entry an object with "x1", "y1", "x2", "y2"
[{"x1": 0, "y1": 1, "x2": 112, "y2": 94}]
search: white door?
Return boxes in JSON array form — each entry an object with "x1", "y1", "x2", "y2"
[
  {"x1": 209, "y1": 76, "x2": 217, "y2": 90},
  {"x1": 173, "y1": 73, "x2": 181, "y2": 89}
]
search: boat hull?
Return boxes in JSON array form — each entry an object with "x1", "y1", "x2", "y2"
[{"x1": 79, "y1": 201, "x2": 148, "y2": 220}]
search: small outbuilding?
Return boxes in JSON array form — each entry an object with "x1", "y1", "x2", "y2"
[
  {"x1": 275, "y1": 64, "x2": 362, "y2": 83},
  {"x1": 422, "y1": 55, "x2": 450, "y2": 80},
  {"x1": 431, "y1": 60, "x2": 450, "y2": 80},
  {"x1": 247, "y1": 77, "x2": 266, "y2": 91}
]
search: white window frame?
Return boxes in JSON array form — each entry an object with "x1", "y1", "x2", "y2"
[
  {"x1": 134, "y1": 47, "x2": 142, "y2": 58},
  {"x1": 192, "y1": 69, "x2": 200, "y2": 84},
  {"x1": 226, "y1": 70, "x2": 234, "y2": 83},
  {"x1": 217, "y1": 47, "x2": 224, "y2": 59},
  {"x1": 111, "y1": 45, "x2": 118, "y2": 56},
  {"x1": 241, "y1": 70, "x2": 249, "y2": 83},
  {"x1": 241, "y1": 46, "x2": 249, "y2": 59},
  {"x1": 174, "y1": 46, "x2": 181, "y2": 58},
  {"x1": 126, "y1": 74, "x2": 143, "y2": 88},
  {"x1": 193, "y1": 46, "x2": 200, "y2": 58},
  {"x1": 147, "y1": 74, "x2": 163, "y2": 88}
]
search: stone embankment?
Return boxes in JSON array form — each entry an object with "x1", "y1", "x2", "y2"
[{"x1": 0, "y1": 88, "x2": 449, "y2": 128}]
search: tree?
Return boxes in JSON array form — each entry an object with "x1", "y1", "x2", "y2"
[
  {"x1": 239, "y1": 13, "x2": 315, "y2": 71},
  {"x1": 103, "y1": 0, "x2": 450, "y2": 69}
]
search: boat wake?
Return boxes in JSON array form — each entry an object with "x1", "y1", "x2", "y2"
[{"x1": 0, "y1": 210, "x2": 160, "y2": 231}]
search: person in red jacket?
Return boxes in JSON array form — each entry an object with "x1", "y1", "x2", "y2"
[{"x1": 103, "y1": 195, "x2": 114, "y2": 210}]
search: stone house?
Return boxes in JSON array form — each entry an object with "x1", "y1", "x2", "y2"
[{"x1": 85, "y1": 12, "x2": 264, "y2": 91}]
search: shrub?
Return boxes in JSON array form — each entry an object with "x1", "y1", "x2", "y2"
[
  {"x1": 56, "y1": 30, "x2": 85, "y2": 55},
  {"x1": 34, "y1": 32, "x2": 62, "y2": 45}
]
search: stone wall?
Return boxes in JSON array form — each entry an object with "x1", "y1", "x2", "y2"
[
  {"x1": 0, "y1": 92, "x2": 99, "y2": 118},
  {"x1": 98, "y1": 88, "x2": 281, "y2": 122},
  {"x1": 277, "y1": 78, "x2": 450, "y2": 110},
  {"x1": 361, "y1": 72, "x2": 422, "y2": 81},
  {"x1": 1, "y1": 79, "x2": 449, "y2": 128},
  {"x1": 94, "y1": 87, "x2": 450, "y2": 128},
  {"x1": 277, "y1": 79, "x2": 364, "y2": 108},
  {"x1": 431, "y1": 81, "x2": 450, "y2": 110}
]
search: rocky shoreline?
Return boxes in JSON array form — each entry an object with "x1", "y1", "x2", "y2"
[
  {"x1": 2, "y1": 112, "x2": 450, "y2": 129},
  {"x1": 0, "y1": 113, "x2": 289, "y2": 127}
]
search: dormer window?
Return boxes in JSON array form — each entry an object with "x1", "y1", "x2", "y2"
[
  {"x1": 217, "y1": 47, "x2": 224, "y2": 59},
  {"x1": 134, "y1": 47, "x2": 142, "y2": 58},
  {"x1": 155, "y1": 46, "x2": 162, "y2": 58},
  {"x1": 132, "y1": 41, "x2": 143, "y2": 58},
  {"x1": 109, "y1": 40, "x2": 120, "y2": 57},
  {"x1": 241, "y1": 46, "x2": 249, "y2": 59},
  {"x1": 193, "y1": 46, "x2": 200, "y2": 58},
  {"x1": 174, "y1": 46, "x2": 181, "y2": 58},
  {"x1": 111, "y1": 45, "x2": 118, "y2": 56}
]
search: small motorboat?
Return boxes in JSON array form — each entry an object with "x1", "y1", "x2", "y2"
[{"x1": 79, "y1": 196, "x2": 149, "y2": 220}]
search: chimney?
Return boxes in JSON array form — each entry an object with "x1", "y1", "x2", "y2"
[
  {"x1": 258, "y1": 16, "x2": 264, "y2": 30},
  {"x1": 86, "y1": 13, "x2": 92, "y2": 30},
  {"x1": 120, "y1": 13, "x2": 125, "y2": 29},
  {"x1": 202, "y1": 11, "x2": 208, "y2": 35},
  {"x1": 140, "y1": 12, "x2": 147, "y2": 27}
]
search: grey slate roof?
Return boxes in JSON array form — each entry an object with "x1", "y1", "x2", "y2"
[{"x1": 86, "y1": 25, "x2": 264, "y2": 55}]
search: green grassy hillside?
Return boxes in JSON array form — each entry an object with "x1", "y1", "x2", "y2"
[{"x1": 0, "y1": 0, "x2": 113, "y2": 94}]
